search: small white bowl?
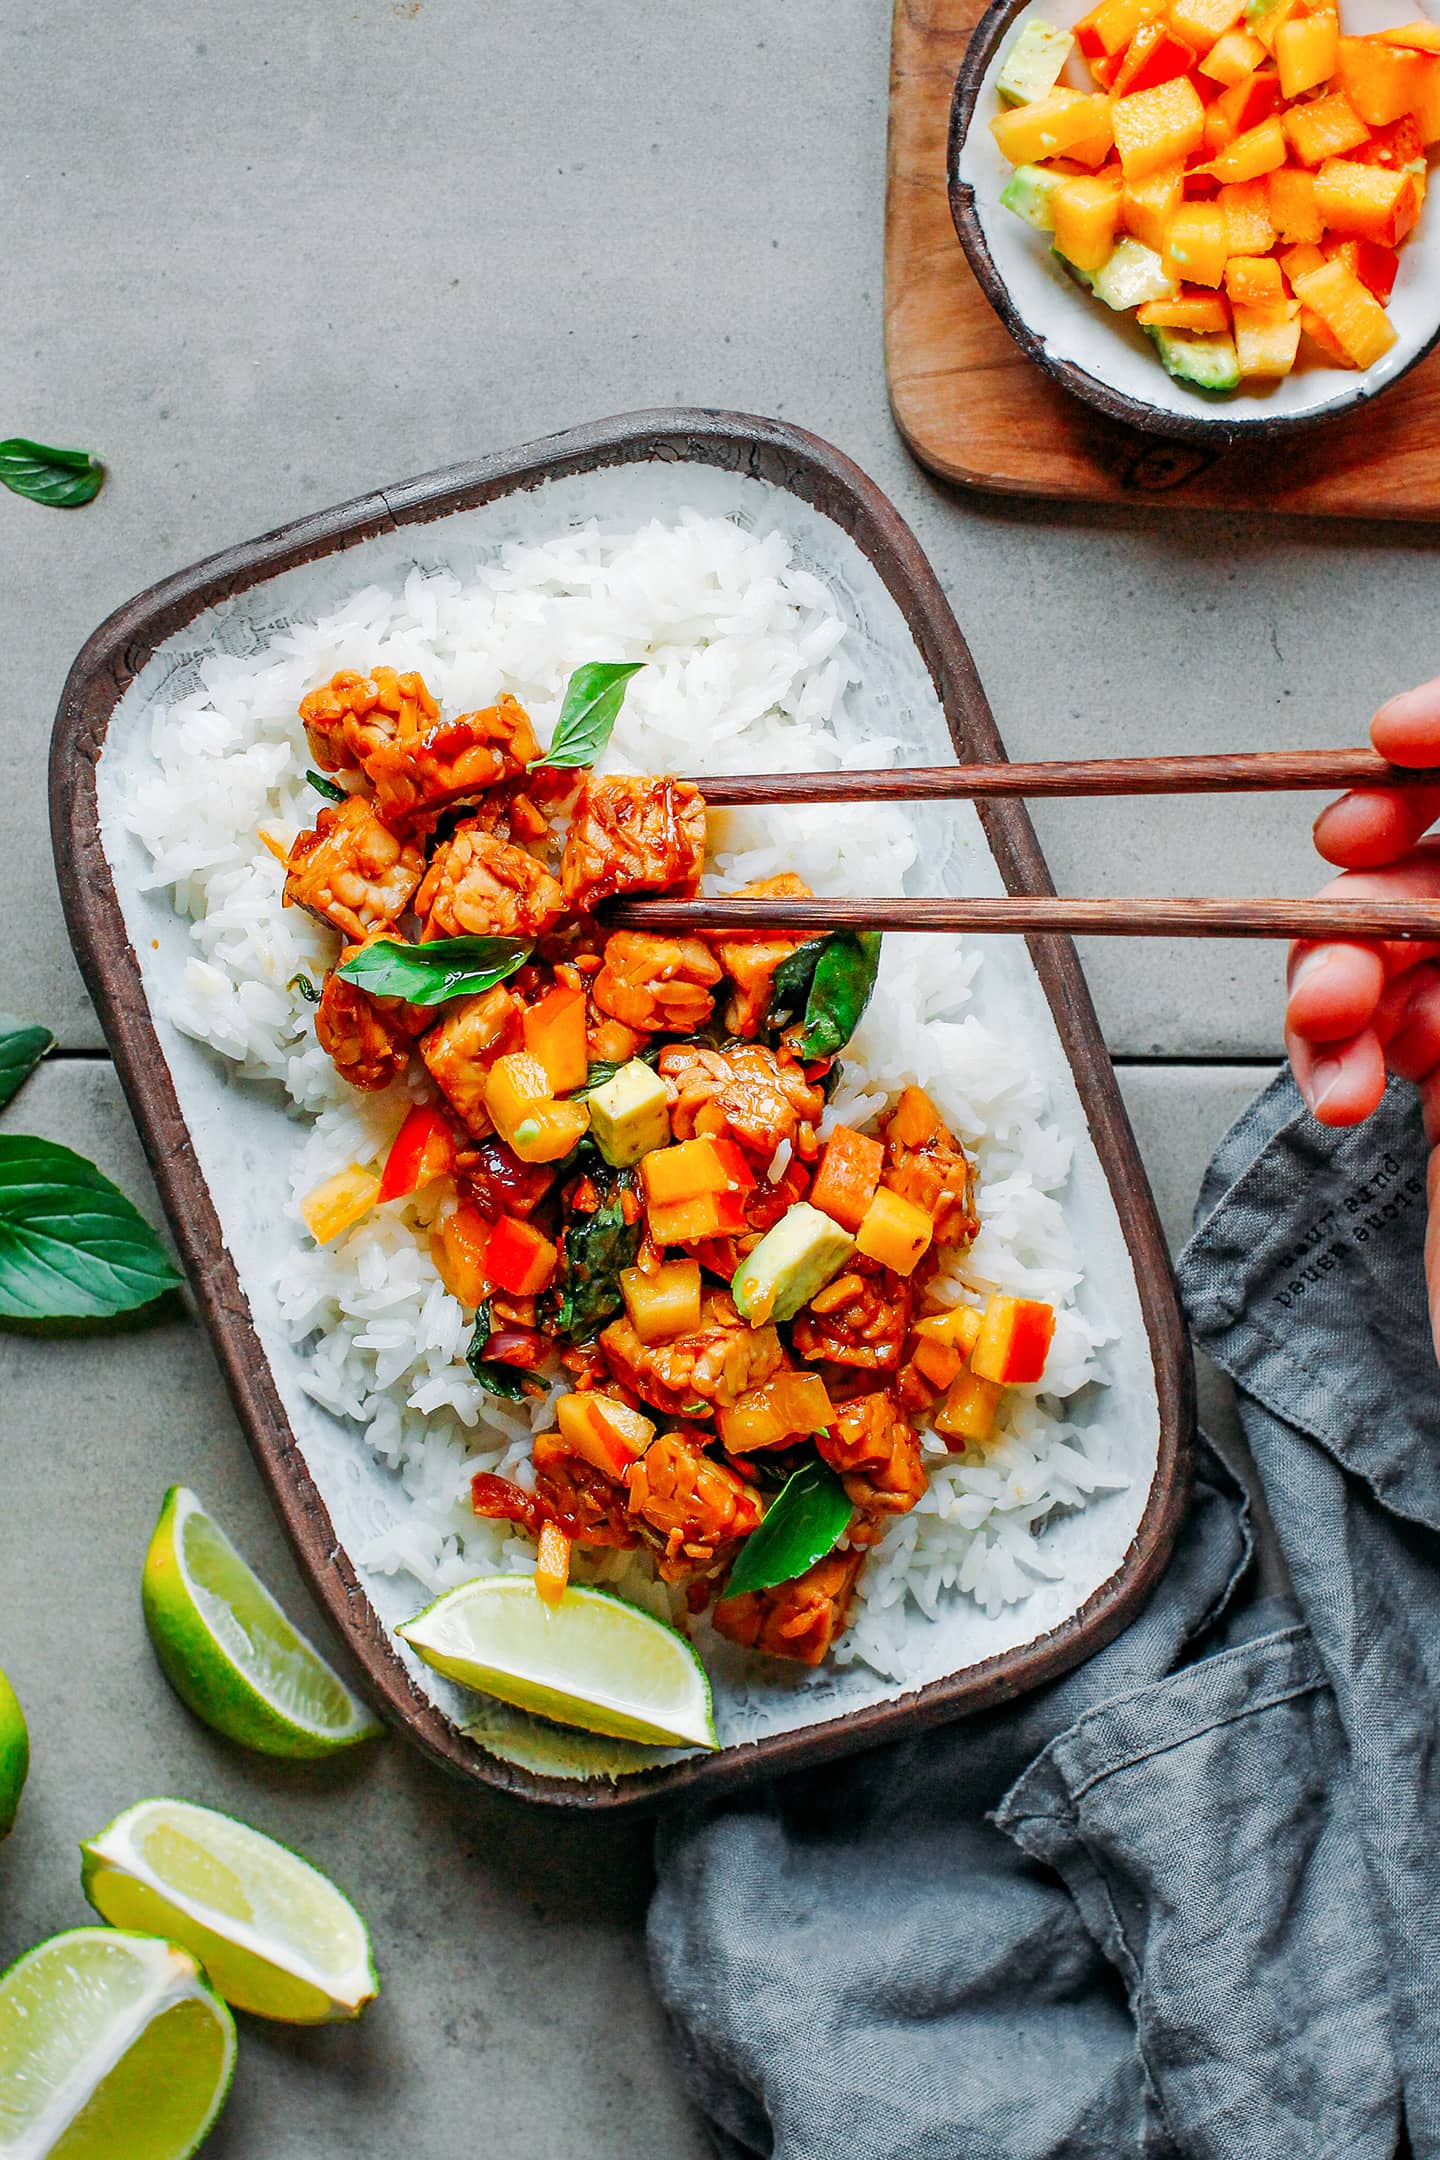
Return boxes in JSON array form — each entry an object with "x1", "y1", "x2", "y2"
[{"x1": 949, "y1": 0, "x2": 1440, "y2": 437}]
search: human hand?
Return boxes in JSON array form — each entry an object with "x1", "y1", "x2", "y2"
[{"x1": 1284, "y1": 675, "x2": 1440, "y2": 1351}]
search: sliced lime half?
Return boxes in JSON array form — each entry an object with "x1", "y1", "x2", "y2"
[
  {"x1": 0, "y1": 1667, "x2": 27, "y2": 1839},
  {"x1": 398, "y1": 1577, "x2": 718, "y2": 1751},
  {"x1": 81, "y1": 1798, "x2": 377, "y2": 2026},
  {"x1": 0, "y1": 1927, "x2": 234, "y2": 2160},
  {"x1": 141, "y1": 1485, "x2": 381, "y2": 1758}
]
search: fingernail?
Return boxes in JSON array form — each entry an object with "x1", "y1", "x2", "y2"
[
  {"x1": 1310, "y1": 1057, "x2": 1343, "y2": 1112},
  {"x1": 1289, "y1": 948, "x2": 1333, "y2": 993}
]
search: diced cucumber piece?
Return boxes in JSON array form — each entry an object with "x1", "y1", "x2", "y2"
[
  {"x1": 1090, "y1": 239, "x2": 1179, "y2": 311},
  {"x1": 1144, "y1": 325, "x2": 1243, "y2": 393},
  {"x1": 997, "y1": 19, "x2": 1075, "y2": 104},
  {"x1": 1001, "y1": 162, "x2": 1068, "y2": 231},
  {"x1": 1053, "y1": 246, "x2": 1099, "y2": 292}
]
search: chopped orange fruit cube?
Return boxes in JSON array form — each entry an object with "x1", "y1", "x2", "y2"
[
  {"x1": 1169, "y1": 0, "x2": 1245, "y2": 52},
  {"x1": 1409, "y1": 58, "x2": 1440, "y2": 145},
  {"x1": 1315, "y1": 158, "x2": 1421, "y2": 244},
  {"x1": 1274, "y1": 10, "x2": 1339, "y2": 98},
  {"x1": 1123, "y1": 162, "x2": 1185, "y2": 248},
  {"x1": 991, "y1": 88, "x2": 1115, "y2": 164},
  {"x1": 1200, "y1": 27, "x2": 1266, "y2": 83},
  {"x1": 1335, "y1": 34, "x2": 1433, "y2": 126},
  {"x1": 302, "y1": 1165, "x2": 381, "y2": 1246},
  {"x1": 971, "y1": 1295, "x2": 1057, "y2": 1386},
  {"x1": 1280, "y1": 238, "x2": 1329, "y2": 283},
  {"x1": 1224, "y1": 253, "x2": 1288, "y2": 308},
  {"x1": 1208, "y1": 113, "x2": 1288, "y2": 181},
  {"x1": 934, "y1": 1371, "x2": 1005, "y2": 1447},
  {"x1": 1292, "y1": 257, "x2": 1399, "y2": 367},
  {"x1": 1113, "y1": 22, "x2": 1197, "y2": 95},
  {"x1": 1268, "y1": 165, "x2": 1324, "y2": 242},
  {"x1": 1136, "y1": 287, "x2": 1233, "y2": 329},
  {"x1": 1112, "y1": 74, "x2": 1207, "y2": 177},
  {"x1": 1376, "y1": 22, "x2": 1440, "y2": 55},
  {"x1": 1163, "y1": 199, "x2": 1230, "y2": 283},
  {"x1": 914, "y1": 1305, "x2": 985, "y2": 1355},
  {"x1": 1075, "y1": 0, "x2": 1166, "y2": 60},
  {"x1": 534, "y1": 1521, "x2": 571, "y2": 1606},
  {"x1": 620, "y1": 1257, "x2": 703, "y2": 1342},
  {"x1": 1283, "y1": 90, "x2": 1371, "y2": 165},
  {"x1": 854, "y1": 1187, "x2": 935, "y2": 1277},
  {"x1": 1218, "y1": 177, "x2": 1276, "y2": 254},
  {"x1": 1232, "y1": 302, "x2": 1303, "y2": 374},
  {"x1": 1053, "y1": 170, "x2": 1125, "y2": 268},
  {"x1": 1326, "y1": 235, "x2": 1400, "y2": 302}
]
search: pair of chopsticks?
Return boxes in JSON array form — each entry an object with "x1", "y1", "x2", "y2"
[{"x1": 602, "y1": 751, "x2": 1440, "y2": 943}]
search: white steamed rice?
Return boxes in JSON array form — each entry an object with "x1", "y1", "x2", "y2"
[{"x1": 121, "y1": 511, "x2": 1124, "y2": 1683}]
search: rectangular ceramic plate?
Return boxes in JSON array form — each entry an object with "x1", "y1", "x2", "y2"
[{"x1": 51, "y1": 410, "x2": 1191, "y2": 1810}]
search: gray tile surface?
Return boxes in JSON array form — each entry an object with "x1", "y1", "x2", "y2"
[{"x1": 3, "y1": 0, "x2": 1410, "y2": 2146}]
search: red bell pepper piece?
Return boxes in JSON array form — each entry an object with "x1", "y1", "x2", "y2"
[
  {"x1": 1113, "y1": 23, "x2": 1197, "y2": 97},
  {"x1": 486, "y1": 1214, "x2": 559, "y2": 1297},
  {"x1": 378, "y1": 1104, "x2": 456, "y2": 1203}
]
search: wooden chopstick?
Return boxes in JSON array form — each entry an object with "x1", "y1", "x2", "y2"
[
  {"x1": 603, "y1": 896, "x2": 1440, "y2": 942},
  {"x1": 682, "y1": 750, "x2": 1440, "y2": 807}
]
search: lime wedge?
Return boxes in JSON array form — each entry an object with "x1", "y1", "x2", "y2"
[
  {"x1": 0, "y1": 1668, "x2": 27, "y2": 1839},
  {"x1": 0, "y1": 1927, "x2": 235, "y2": 2159},
  {"x1": 398, "y1": 1578, "x2": 718, "y2": 1751},
  {"x1": 141, "y1": 1486, "x2": 382, "y2": 1759},
  {"x1": 81, "y1": 1798, "x2": 377, "y2": 2026}
]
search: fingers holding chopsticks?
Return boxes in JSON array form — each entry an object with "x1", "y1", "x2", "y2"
[{"x1": 1312, "y1": 675, "x2": 1440, "y2": 869}]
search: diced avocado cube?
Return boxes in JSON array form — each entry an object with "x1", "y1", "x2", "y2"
[
  {"x1": 1090, "y1": 239, "x2": 1178, "y2": 312},
  {"x1": 731, "y1": 1203, "x2": 855, "y2": 1327},
  {"x1": 1143, "y1": 325, "x2": 1243, "y2": 394},
  {"x1": 587, "y1": 1061, "x2": 671, "y2": 1168},
  {"x1": 997, "y1": 19, "x2": 1075, "y2": 105},
  {"x1": 1000, "y1": 163, "x2": 1067, "y2": 232},
  {"x1": 1053, "y1": 247, "x2": 1099, "y2": 294}
]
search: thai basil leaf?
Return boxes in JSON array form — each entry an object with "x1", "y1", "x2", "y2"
[
  {"x1": 306, "y1": 769, "x2": 347, "y2": 803},
  {"x1": 550, "y1": 1171, "x2": 643, "y2": 1342},
  {"x1": 287, "y1": 973, "x2": 320, "y2": 1004},
  {"x1": 529, "y1": 661, "x2": 643, "y2": 772},
  {"x1": 0, "y1": 438, "x2": 104, "y2": 508},
  {"x1": 0, "y1": 1014, "x2": 55, "y2": 1111},
  {"x1": 464, "y1": 1301, "x2": 532, "y2": 1399},
  {"x1": 0, "y1": 1136, "x2": 182, "y2": 1320},
  {"x1": 337, "y1": 935, "x2": 531, "y2": 1007},
  {"x1": 790, "y1": 932, "x2": 882, "y2": 1062},
  {"x1": 723, "y1": 1457, "x2": 852, "y2": 1599},
  {"x1": 571, "y1": 1045, "x2": 662, "y2": 1099},
  {"x1": 763, "y1": 937, "x2": 828, "y2": 1033}
]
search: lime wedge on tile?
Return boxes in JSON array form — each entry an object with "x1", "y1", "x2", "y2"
[
  {"x1": 0, "y1": 1927, "x2": 235, "y2": 2158},
  {"x1": 398, "y1": 1577, "x2": 718, "y2": 1750},
  {"x1": 81, "y1": 1798, "x2": 377, "y2": 2026},
  {"x1": 141, "y1": 1485, "x2": 381, "y2": 1758},
  {"x1": 0, "y1": 1666, "x2": 27, "y2": 1838}
]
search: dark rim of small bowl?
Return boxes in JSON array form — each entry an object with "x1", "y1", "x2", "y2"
[{"x1": 947, "y1": 0, "x2": 1440, "y2": 444}]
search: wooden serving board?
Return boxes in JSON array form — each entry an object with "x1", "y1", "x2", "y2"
[{"x1": 885, "y1": 0, "x2": 1440, "y2": 517}]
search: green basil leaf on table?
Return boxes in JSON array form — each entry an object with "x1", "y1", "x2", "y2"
[
  {"x1": 465, "y1": 1306, "x2": 532, "y2": 1400},
  {"x1": 0, "y1": 1136, "x2": 182, "y2": 1321},
  {"x1": 529, "y1": 661, "x2": 643, "y2": 772},
  {"x1": 550, "y1": 1170, "x2": 644, "y2": 1342},
  {"x1": 0, "y1": 1014, "x2": 56, "y2": 1111},
  {"x1": 306, "y1": 769, "x2": 348, "y2": 804},
  {"x1": 790, "y1": 931, "x2": 882, "y2": 1061},
  {"x1": 0, "y1": 439, "x2": 104, "y2": 508},
  {"x1": 337, "y1": 936, "x2": 531, "y2": 1007},
  {"x1": 723, "y1": 1457, "x2": 853, "y2": 1600}
]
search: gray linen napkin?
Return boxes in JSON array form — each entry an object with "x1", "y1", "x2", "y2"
[{"x1": 649, "y1": 1074, "x2": 1438, "y2": 2160}]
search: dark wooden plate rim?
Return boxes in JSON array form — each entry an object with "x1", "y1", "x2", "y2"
[
  {"x1": 947, "y1": 0, "x2": 1440, "y2": 445},
  {"x1": 50, "y1": 407, "x2": 1192, "y2": 1812}
]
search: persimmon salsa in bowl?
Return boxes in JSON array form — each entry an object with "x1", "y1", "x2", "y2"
[
  {"x1": 986, "y1": 0, "x2": 1440, "y2": 390},
  {"x1": 280, "y1": 664, "x2": 1059, "y2": 1672}
]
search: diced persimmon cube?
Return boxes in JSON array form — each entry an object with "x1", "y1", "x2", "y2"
[
  {"x1": 620, "y1": 1258, "x2": 703, "y2": 1342},
  {"x1": 1067, "y1": 109, "x2": 1122, "y2": 166},
  {"x1": 809, "y1": 1125, "x2": 884, "y2": 1233},
  {"x1": 1162, "y1": 199, "x2": 1230, "y2": 281},
  {"x1": 1233, "y1": 302, "x2": 1303, "y2": 374},
  {"x1": 1410, "y1": 57, "x2": 1440, "y2": 144},
  {"x1": 1215, "y1": 67, "x2": 1282, "y2": 137},
  {"x1": 1299, "y1": 303, "x2": 1357, "y2": 364},
  {"x1": 642, "y1": 1136, "x2": 735, "y2": 1206},
  {"x1": 1275, "y1": 10, "x2": 1338, "y2": 96},
  {"x1": 521, "y1": 984, "x2": 588, "y2": 1096},
  {"x1": 1269, "y1": 165, "x2": 1324, "y2": 240},
  {"x1": 1218, "y1": 177, "x2": 1276, "y2": 252},
  {"x1": 1169, "y1": 0, "x2": 1244, "y2": 51},
  {"x1": 1250, "y1": 0, "x2": 1307, "y2": 55},
  {"x1": 1114, "y1": 22, "x2": 1197, "y2": 93},
  {"x1": 1280, "y1": 238, "x2": 1329, "y2": 282},
  {"x1": 1335, "y1": 34, "x2": 1431, "y2": 125},
  {"x1": 1200, "y1": 26, "x2": 1266, "y2": 82},
  {"x1": 1224, "y1": 253, "x2": 1287, "y2": 308},
  {"x1": 1123, "y1": 161, "x2": 1186, "y2": 247},
  {"x1": 1136, "y1": 286, "x2": 1233, "y2": 327},
  {"x1": 1315, "y1": 157, "x2": 1420, "y2": 244},
  {"x1": 1113, "y1": 74, "x2": 1207, "y2": 176},
  {"x1": 971, "y1": 1295, "x2": 1056, "y2": 1386},
  {"x1": 1376, "y1": 21, "x2": 1440, "y2": 55},
  {"x1": 1204, "y1": 102, "x2": 1238, "y2": 154},
  {"x1": 933, "y1": 1371, "x2": 1005, "y2": 1447},
  {"x1": 302, "y1": 1164, "x2": 381, "y2": 1246},
  {"x1": 911, "y1": 1337, "x2": 965, "y2": 1391},
  {"x1": 991, "y1": 88, "x2": 1113, "y2": 163},
  {"x1": 1283, "y1": 90, "x2": 1371, "y2": 164},
  {"x1": 645, "y1": 1189, "x2": 748, "y2": 1243},
  {"x1": 914, "y1": 1305, "x2": 985, "y2": 1354},
  {"x1": 1351, "y1": 115, "x2": 1424, "y2": 169},
  {"x1": 1325, "y1": 235, "x2": 1400, "y2": 302},
  {"x1": 1052, "y1": 171, "x2": 1125, "y2": 268},
  {"x1": 1292, "y1": 256, "x2": 1399, "y2": 366},
  {"x1": 855, "y1": 1188, "x2": 935, "y2": 1277},
  {"x1": 1076, "y1": 0, "x2": 1166, "y2": 58},
  {"x1": 1209, "y1": 113, "x2": 1288, "y2": 180}
]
